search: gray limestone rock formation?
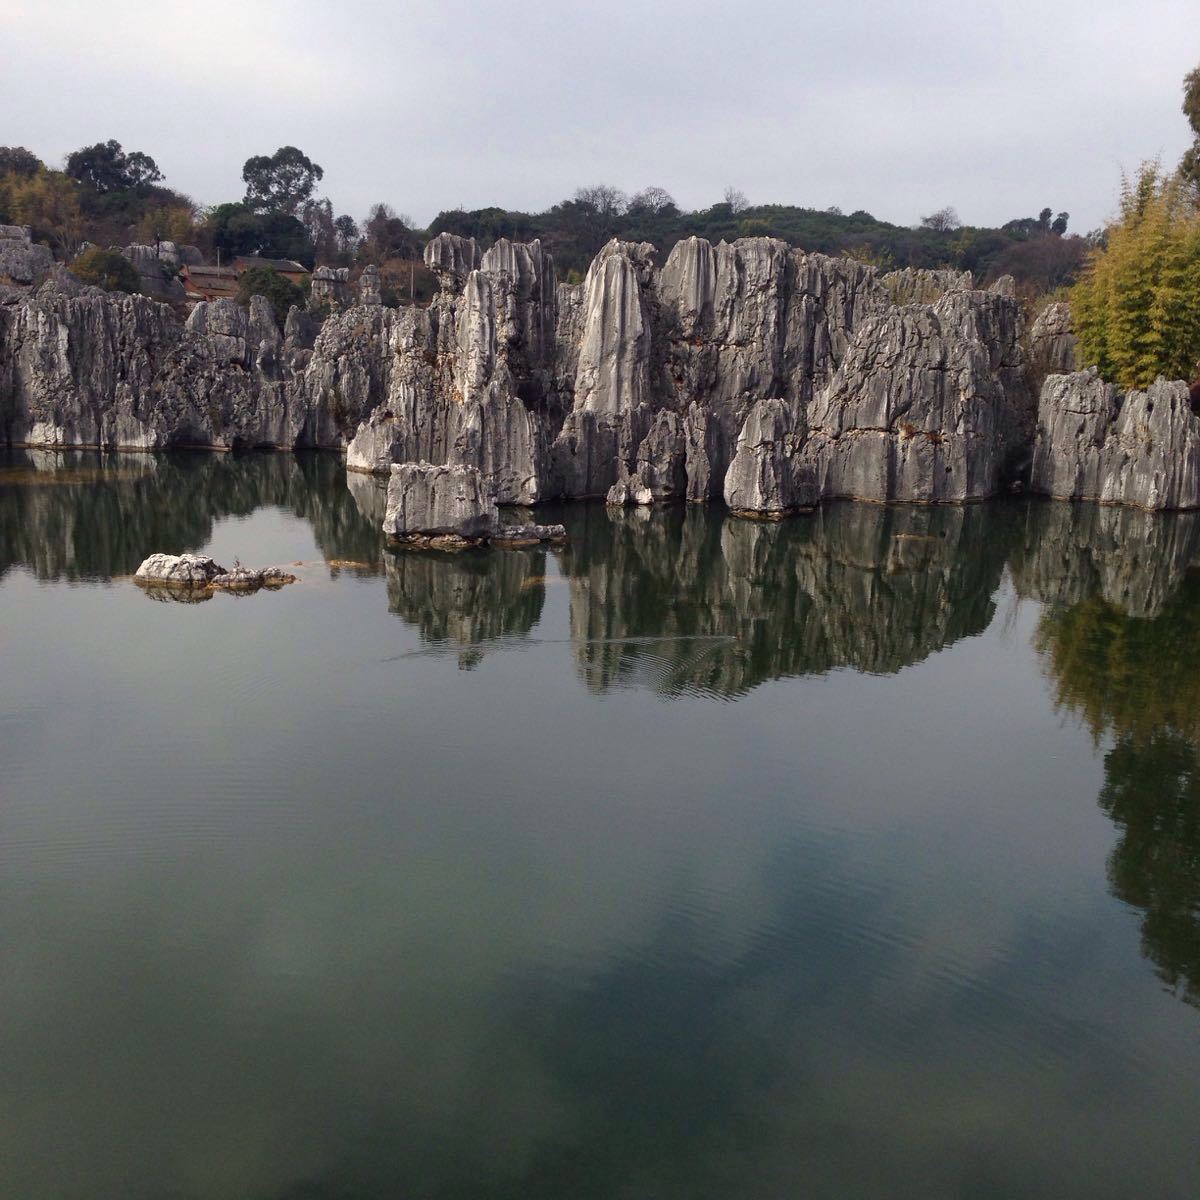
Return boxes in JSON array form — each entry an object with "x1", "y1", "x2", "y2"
[
  {"x1": 1031, "y1": 370, "x2": 1200, "y2": 509},
  {"x1": 797, "y1": 288, "x2": 1032, "y2": 504},
  {"x1": 424, "y1": 233, "x2": 481, "y2": 287},
  {"x1": 134, "y1": 552, "x2": 297, "y2": 593},
  {"x1": 1028, "y1": 301, "x2": 1077, "y2": 384},
  {"x1": 135, "y1": 552, "x2": 225, "y2": 586},
  {"x1": 879, "y1": 266, "x2": 973, "y2": 305},
  {"x1": 210, "y1": 565, "x2": 298, "y2": 591},
  {"x1": 120, "y1": 244, "x2": 187, "y2": 303},
  {"x1": 358, "y1": 264, "x2": 382, "y2": 306},
  {"x1": 607, "y1": 409, "x2": 688, "y2": 505},
  {"x1": 491, "y1": 522, "x2": 567, "y2": 545},
  {"x1": 10, "y1": 228, "x2": 1195, "y2": 520},
  {"x1": 724, "y1": 398, "x2": 815, "y2": 514},
  {"x1": 383, "y1": 462, "x2": 499, "y2": 542},
  {"x1": 0, "y1": 225, "x2": 53, "y2": 286},
  {"x1": 311, "y1": 266, "x2": 351, "y2": 310}
]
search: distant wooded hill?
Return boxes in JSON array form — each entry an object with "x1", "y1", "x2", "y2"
[{"x1": 428, "y1": 195, "x2": 1090, "y2": 294}]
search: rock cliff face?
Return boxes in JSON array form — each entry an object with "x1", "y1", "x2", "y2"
[
  {"x1": 1028, "y1": 300, "x2": 1077, "y2": 382},
  {"x1": 4, "y1": 233, "x2": 1197, "y2": 513},
  {"x1": 0, "y1": 225, "x2": 53, "y2": 286},
  {"x1": 1031, "y1": 370, "x2": 1200, "y2": 509},
  {"x1": 799, "y1": 288, "x2": 1031, "y2": 503}
]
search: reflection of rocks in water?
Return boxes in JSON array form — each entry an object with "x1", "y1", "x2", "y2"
[
  {"x1": 1036, "y1": 575, "x2": 1200, "y2": 1010},
  {"x1": 384, "y1": 547, "x2": 546, "y2": 664},
  {"x1": 0, "y1": 449, "x2": 383, "y2": 581},
  {"x1": 346, "y1": 468, "x2": 389, "y2": 529},
  {"x1": 559, "y1": 502, "x2": 1015, "y2": 697},
  {"x1": 1011, "y1": 502, "x2": 1200, "y2": 619},
  {"x1": 135, "y1": 584, "x2": 214, "y2": 604},
  {"x1": 1100, "y1": 733, "x2": 1200, "y2": 1009}
]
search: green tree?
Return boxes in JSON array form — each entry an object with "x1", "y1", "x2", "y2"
[
  {"x1": 242, "y1": 146, "x2": 323, "y2": 216},
  {"x1": 65, "y1": 140, "x2": 163, "y2": 193},
  {"x1": 206, "y1": 203, "x2": 314, "y2": 266},
  {"x1": 236, "y1": 264, "x2": 303, "y2": 325},
  {"x1": 70, "y1": 247, "x2": 140, "y2": 292},
  {"x1": 1071, "y1": 163, "x2": 1200, "y2": 389},
  {"x1": 1181, "y1": 65, "x2": 1200, "y2": 186},
  {"x1": 0, "y1": 146, "x2": 42, "y2": 178},
  {"x1": 2, "y1": 170, "x2": 85, "y2": 256},
  {"x1": 361, "y1": 202, "x2": 422, "y2": 263}
]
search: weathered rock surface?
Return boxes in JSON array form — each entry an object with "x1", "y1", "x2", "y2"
[
  {"x1": 120, "y1": 244, "x2": 187, "y2": 303},
  {"x1": 383, "y1": 462, "x2": 499, "y2": 541},
  {"x1": 0, "y1": 278, "x2": 329, "y2": 449},
  {"x1": 134, "y1": 551, "x2": 296, "y2": 592},
  {"x1": 492, "y1": 522, "x2": 568, "y2": 545},
  {"x1": 0, "y1": 225, "x2": 53, "y2": 286},
  {"x1": 1032, "y1": 370, "x2": 1200, "y2": 509},
  {"x1": 723, "y1": 398, "x2": 815, "y2": 514},
  {"x1": 798, "y1": 289, "x2": 1032, "y2": 503},
  {"x1": 424, "y1": 233, "x2": 481, "y2": 285},
  {"x1": 135, "y1": 552, "x2": 225, "y2": 586},
  {"x1": 358, "y1": 264, "x2": 382, "y2": 306},
  {"x1": 311, "y1": 266, "x2": 351, "y2": 311},
  {"x1": 1028, "y1": 301, "x2": 1077, "y2": 382},
  {"x1": 210, "y1": 565, "x2": 298, "y2": 590},
  {"x1": 6, "y1": 231, "x2": 1196, "y2": 516}
]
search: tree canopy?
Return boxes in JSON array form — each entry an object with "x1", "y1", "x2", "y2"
[
  {"x1": 0, "y1": 146, "x2": 42, "y2": 178},
  {"x1": 208, "y1": 203, "x2": 314, "y2": 267},
  {"x1": 65, "y1": 140, "x2": 163, "y2": 193},
  {"x1": 1071, "y1": 164, "x2": 1200, "y2": 390},
  {"x1": 242, "y1": 146, "x2": 324, "y2": 216},
  {"x1": 236, "y1": 264, "x2": 304, "y2": 325},
  {"x1": 1181, "y1": 65, "x2": 1200, "y2": 186}
]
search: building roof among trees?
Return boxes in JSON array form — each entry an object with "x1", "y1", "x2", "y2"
[{"x1": 233, "y1": 256, "x2": 309, "y2": 275}]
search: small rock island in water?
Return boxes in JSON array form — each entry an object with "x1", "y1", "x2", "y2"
[{"x1": 134, "y1": 552, "x2": 296, "y2": 599}]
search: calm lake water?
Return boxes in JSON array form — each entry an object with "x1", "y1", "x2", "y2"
[{"x1": 2, "y1": 448, "x2": 1199, "y2": 1199}]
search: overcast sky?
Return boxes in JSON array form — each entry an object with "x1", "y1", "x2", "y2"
[{"x1": 5, "y1": 0, "x2": 1198, "y2": 233}]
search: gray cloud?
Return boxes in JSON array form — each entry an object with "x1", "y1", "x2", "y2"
[{"x1": 5, "y1": 0, "x2": 1198, "y2": 231}]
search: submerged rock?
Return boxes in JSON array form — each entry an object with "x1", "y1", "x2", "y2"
[{"x1": 491, "y1": 522, "x2": 568, "y2": 546}]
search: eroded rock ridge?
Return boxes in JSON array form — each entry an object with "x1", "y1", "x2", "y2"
[{"x1": 3, "y1": 234, "x2": 1197, "y2": 511}]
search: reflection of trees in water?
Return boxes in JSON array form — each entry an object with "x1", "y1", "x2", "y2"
[
  {"x1": 557, "y1": 501, "x2": 1018, "y2": 696},
  {"x1": 0, "y1": 448, "x2": 382, "y2": 580},
  {"x1": 1036, "y1": 564, "x2": 1200, "y2": 1010},
  {"x1": 1100, "y1": 733, "x2": 1200, "y2": 1008}
]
